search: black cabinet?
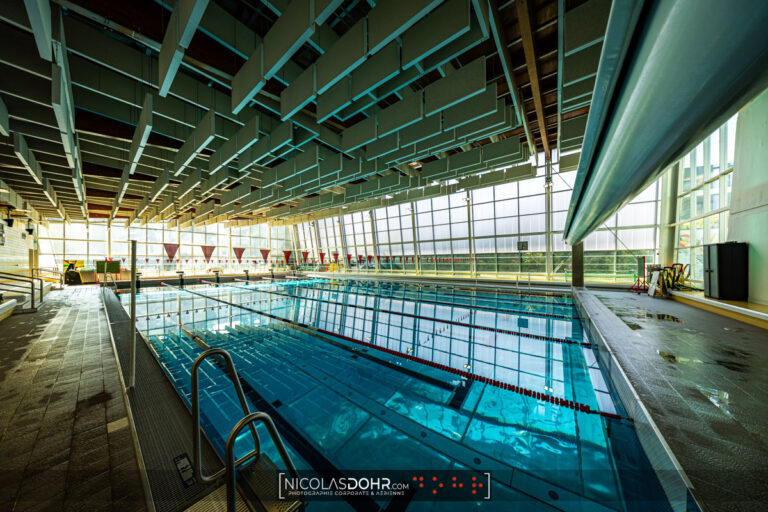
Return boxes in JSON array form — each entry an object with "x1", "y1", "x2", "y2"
[{"x1": 703, "y1": 242, "x2": 748, "y2": 300}]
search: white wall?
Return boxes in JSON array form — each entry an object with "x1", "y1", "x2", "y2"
[{"x1": 728, "y1": 87, "x2": 768, "y2": 304}]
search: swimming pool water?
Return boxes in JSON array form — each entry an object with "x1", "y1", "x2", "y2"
[{"x1": 119, "y1": 278, "x2": 671, "y2": 511}]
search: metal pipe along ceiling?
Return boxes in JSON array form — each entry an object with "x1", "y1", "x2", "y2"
[{"x1": 563, "y1": 0, "x2": 768, "y2": 244}]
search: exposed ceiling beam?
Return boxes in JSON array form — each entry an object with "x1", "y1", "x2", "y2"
[
  {"x1": 516, "y1": 0, "x2": 551, "y2": 160},
  {"x1": 158, "y1": 0, "x2": 210, "y2": 97},
  {"x1": 0, "y1": 94, "x2": 8, "y2": 136},
  {"x1": 23, "y1": 0, "x2": 51, "y2": 61},
  {"x1": 488, "y1": 0, "x2": 536, "y2": 159}
]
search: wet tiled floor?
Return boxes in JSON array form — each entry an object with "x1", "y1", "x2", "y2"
[
  {"x1": 0, "y1": 286, "x2": 145, "y2": 511},
  {"x1": 586, "y1": 289, "x2": 768, "y2": 512}
]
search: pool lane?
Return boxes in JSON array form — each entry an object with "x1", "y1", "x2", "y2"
[
  {"x1": 249, "y1": 279, "x2": 577, "y2": 320},
  {"x1": 217, "y1": 280, "x2": 587, "y2": 346},
  {"x1": 327, "y1": 279, "x2": 574, "y2": 306}
]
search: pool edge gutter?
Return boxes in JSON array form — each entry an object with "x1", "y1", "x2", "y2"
[{"x1": 571, "y1": 287, "x2": 706, "y2": 512}]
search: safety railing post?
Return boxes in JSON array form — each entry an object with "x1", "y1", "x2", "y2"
[
  {"x1": 30, "y1": 279, "x2": 35, "y2": 309},
  {"x1": 39, "y1": 278, "x2": 43, "y2": 304},
  {"x1": 129, "y1": 240, "x2": 137, "y2": 389}
]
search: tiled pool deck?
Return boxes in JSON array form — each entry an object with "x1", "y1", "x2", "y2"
[
  {"x1": 576, "y1": 288, "x2": 768, "y2": 512},
  {"x1": 0, "y1": 286, "x2": 146, "y2": 511}
]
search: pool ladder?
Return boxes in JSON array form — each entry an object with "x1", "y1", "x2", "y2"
[{"x1": 191, "y1": 349, "x2": 301, "y2": 512}]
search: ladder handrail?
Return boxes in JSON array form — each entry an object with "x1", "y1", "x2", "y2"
[
  {"x1": 103, "y1": 272, "x2": 118, "y2": 291},
  {"x1": 191, "y1": 349, "x2": 261, "y2": 485},
  {"x1": 225, "y1": 412, "x2": 300, "y2": 512}
]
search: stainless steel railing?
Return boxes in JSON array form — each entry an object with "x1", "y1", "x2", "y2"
[{"x1": 190, "y1": 348, "x2": 298, "y2": 511}]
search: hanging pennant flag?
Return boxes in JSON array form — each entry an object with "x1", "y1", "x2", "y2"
[
  {"x1": 260, "y1": 249, "x2": 270, "y2": 263},
  {"x1": 232, "y1": 247, "x2": 246, "y2": 263},
  {"x1": 145, "y1": 258, "x2": 149, "y2": 263},
  {"x1": 163, "y1": 243, "x2": 179, "y2": 261},
  {"x1": 283, "y1": 250, "x2": 292, "y2": 264},
  {"x1": 201, "y1": 245, "x2": 215, "y2": 262},
  {"x1": 367, "y1": 255, "x2": 373, "y2": 265},
  {"x1": 376, "y1": 255, "x2": 380, "y2": 264},
  {"x1": 332, "y1": 253, "x2": 339, "y2": 263},
  {"x1": 319, "y1": 253, "x2": 326, "y2": 264},
  {"x1": 385, "y1": 256, "x2": 389, "y2": 263},
  {"x1": 358, "y1": 254, "x2": 363, "y2": 264},
  {"x1": 346, "y1": 254, "x2": 352, "y2": 266},
  {"x1": 301, "y1": 251, "x2": 309, "y2": 264}
]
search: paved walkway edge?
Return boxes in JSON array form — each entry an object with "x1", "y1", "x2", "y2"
[
  {"x1": 101, "y1": 286, "x2": 155, "y2": 512},
  {"x1": 572, "y1": 288, "x2": 704, "y2": 512}
]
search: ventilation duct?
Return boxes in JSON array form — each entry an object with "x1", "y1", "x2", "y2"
[{"x1": 564, "y1": 0, "x2": 768, "y2": 243}]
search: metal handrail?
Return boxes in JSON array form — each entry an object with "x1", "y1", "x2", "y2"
[
  {"x1": 33, "y1": 267, "x2": 64, "y2": 286},
  {"x1": 0, "y1": 271, "x2": 42, "y2": 283},
  {"x1": 225, "y1": 412, "x2": 299, "y2": 512},
  {"x1": 0, "y1": 271, "x2": 43, "y2": 308},
  {"x1": 191, "y1": 349, "x2": 260, "y2": 485}
]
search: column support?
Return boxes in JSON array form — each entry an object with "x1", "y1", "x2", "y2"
[
  {"x1": 659, "y1": 163, "x2": 679, "y2": 266},
  {"x1": 410, "y1": 203, "x2": 420, "y2": 274},
  {"x1": 571, "y1": 241, "x2": 584, "y2": 288},
  {"x1": 466, "y1": 191, "x2": 475, "y2": 278}
]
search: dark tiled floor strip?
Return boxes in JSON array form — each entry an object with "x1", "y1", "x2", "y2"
[
  {"x1": 583, "y1": 289, "x2": 768, "y2": 512},
  {"x1": 0, "y1": 286, "x2": 145, "y2": 512}
]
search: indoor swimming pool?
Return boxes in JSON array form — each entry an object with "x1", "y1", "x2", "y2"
[{"x1": 118, "y1": 278, "x2": 671, "y2": 511}]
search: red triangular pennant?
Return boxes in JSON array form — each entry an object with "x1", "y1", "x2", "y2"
[
  {"x1": 201, "y1": 245, "x2": 215, "y2": 262},
  {"x1": 163, "y1": 243, "x2": 179, "y2": 261},
  {"x1": 260, "y1": 249, "x2": 270, "y2": 263},
  {"x1": 302, "y1": 251, "x2": 309, "y2": 263},
  {"x1": 283, "y1": 250, "x2": 292, "y2": 263},
  {"x1": 233, "y1": 247, "x2": 246, "y2": 263},
  {"x1": 319, "y1": 253, "x2": 326, "y2": 264}
]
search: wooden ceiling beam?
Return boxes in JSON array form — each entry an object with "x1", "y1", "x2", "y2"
[
  {"x1": 516, "y1": 0, "x2": 551, "y2": 160},
  {"x1": 488, "y1": 0, "x2": 536, "y2": 158}
]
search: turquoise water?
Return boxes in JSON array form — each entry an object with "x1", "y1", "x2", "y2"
[{"x1": 120, "y1": 278, "x2": 671, "y2": 511}]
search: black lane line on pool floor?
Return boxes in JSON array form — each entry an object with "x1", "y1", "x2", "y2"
[
  {"x1": 332, "y1": 279, "x2": 573, "y2": 306},
  {"x1": 227, "y1": 282, "x2": 588, "y2": 347},
  {"x1": 277, "y1": 282, "x2": 577, "y2": 320},
  {"x1": 165, "y1": 283, "x2": 627, "y2": 422}
]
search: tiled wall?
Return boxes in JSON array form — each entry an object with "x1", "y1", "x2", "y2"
[{"x1": 0, "y1": 221, "x2": 33, "y2": 274}]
